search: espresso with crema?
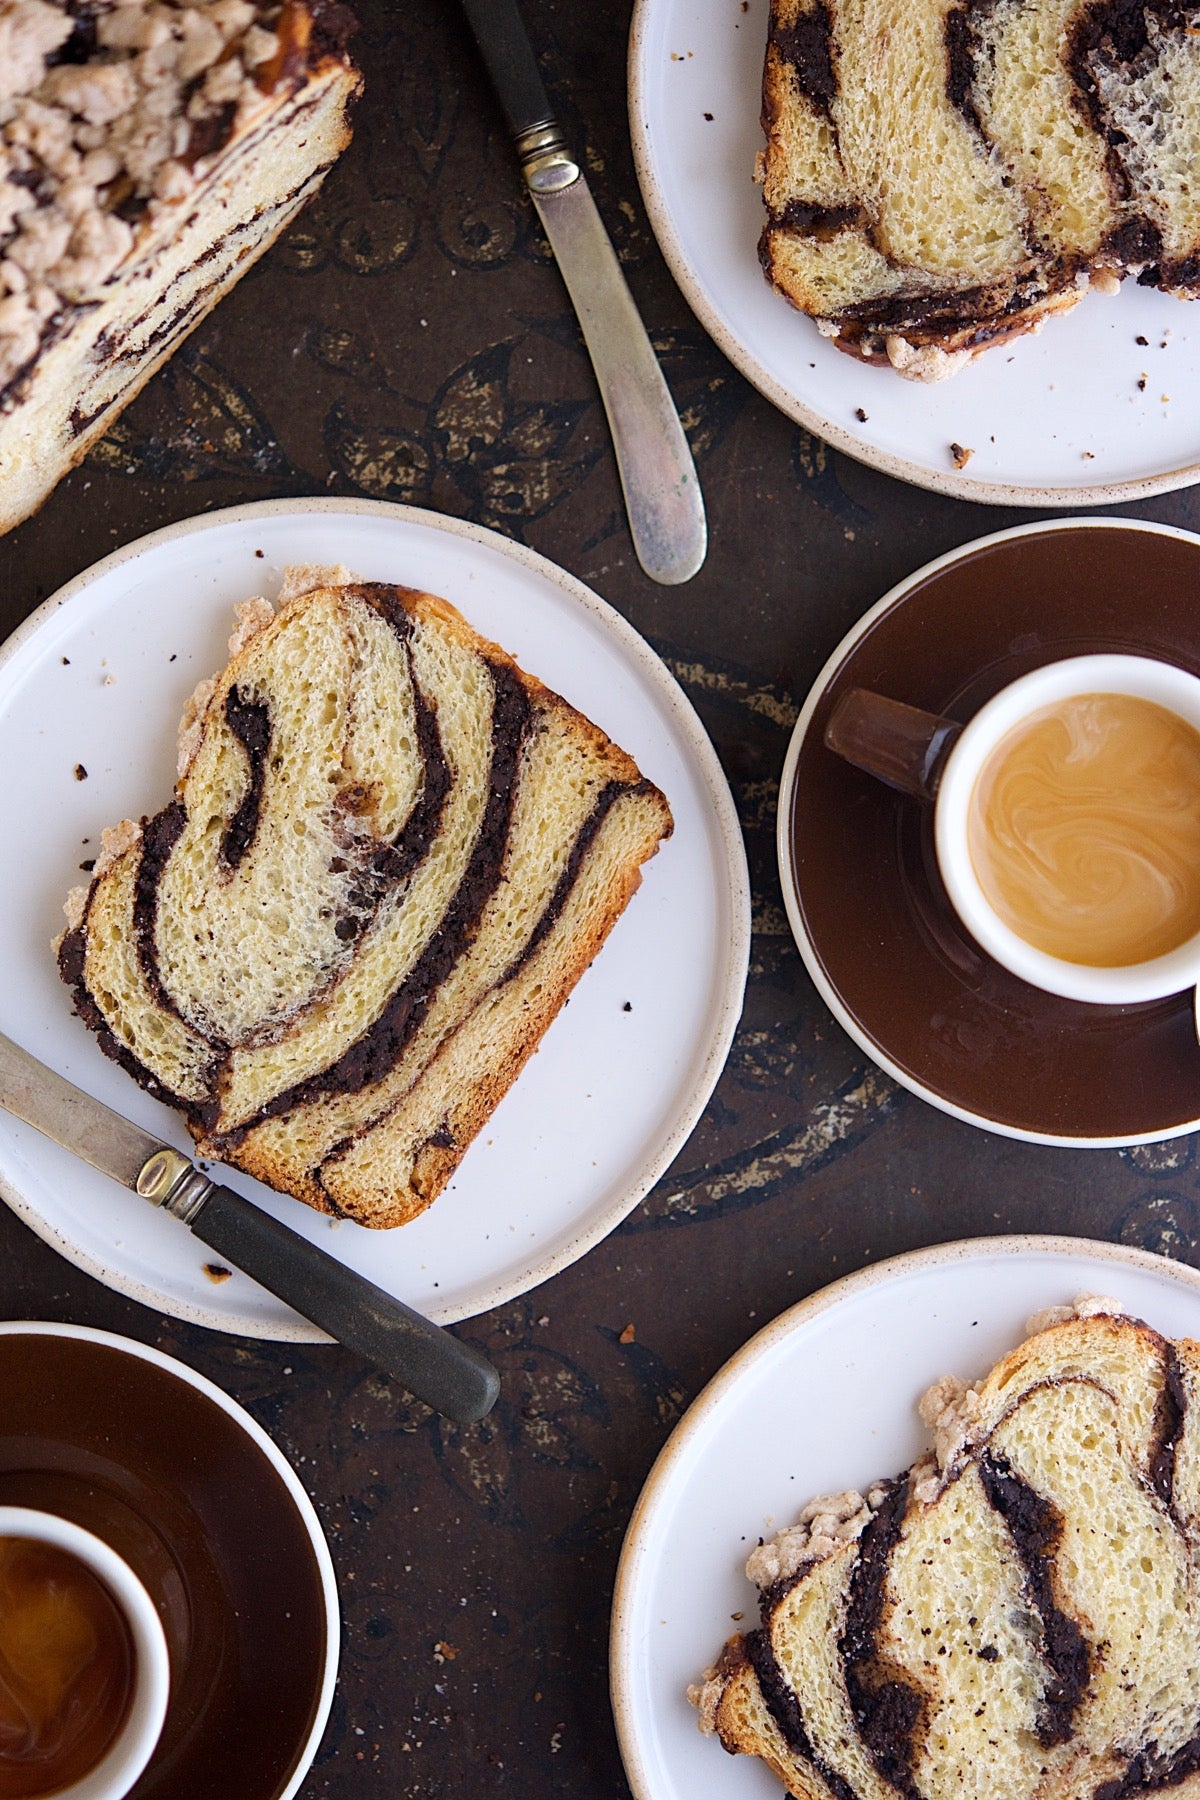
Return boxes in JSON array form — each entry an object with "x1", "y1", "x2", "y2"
[
  {"x1": 0, "y1": 1536, "x2": 134, "y2": 1798},
  {"x1": 967, "y1": 692, "x2": 1200, "y2": 967}
]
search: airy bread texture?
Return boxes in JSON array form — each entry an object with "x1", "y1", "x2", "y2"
[
  {"x1": 760, "y1": 0, "x2": 1200, "y2": 378},
  {"x1": 0, "y1": 0, "x2": 360, "y2": 532},
  {"x1": 690, "y1": 1297, "x2": 1200, "y2": 1799},
  {"x1": 59, "y1": 569, "x2": 673, "y2": 1228}
]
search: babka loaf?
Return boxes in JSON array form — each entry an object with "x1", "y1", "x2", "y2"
[
  {"x1": 57, "y1": 567, "x2": 672, "y2": 1229},
  {"x1": 690, "y1": 1296, "x2": 1200, "y2": 1799},
  {"x1": 0, "y1": 0, "x2": 359, "y2": 532},
  {"x1": 760, "y1": 0, "x2": 1200, "y2": 379}
]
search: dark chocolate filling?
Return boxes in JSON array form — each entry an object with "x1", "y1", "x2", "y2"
[
  {"x1": 773, "y1": 200, "x2": 868, "y2": 239},
  {"x1": 57, "y1": 914, "x2": 200, "y2": 1116},
  {"x1": 1095, "y1": 1734, "x2": 1200, "y2": 1800},
  {"x1": 239, "y1": 658, "x2": 531, "y2": 1126},
  {"x1": 839, "y1": 1476, "x2": 925, "y2": 1798},
  {"x1": 1104, "y1": 215, "x2": 1163, "y2": 267},
  {"x1": 770, "y1": 1, "x2": 838, "y2": 116},
  {"x1": 184, "y1": 101, "x2": 238, "y2": 168},
  {"x1": 339, "y1": 652, "x2": 452, "y2": 936},
  {"x1": 221, "y1": 688, "x2": 271, "y2": 869},
  {"x1": 500, "y1": 779, "x2": 650, "y2": 988},
  {"x1": 133, "y1": 801, "x2": 190, "y2": 1020},
  {"x1": 745, "y1": 1626, "x2": 861, "y2": 1800},
  {"x1": 944, "y1": 3, "x2": 986, "y2": 137},
  {"x1": 980, "y1": 1452, "x2": 1090, "y2": 1745},
  {"x1": 308, "y1": 0, "x2": 358, "y2": 61},
  {"x1": 1149, "y1": 1345, "x2": 1187, "y2": 1510}
]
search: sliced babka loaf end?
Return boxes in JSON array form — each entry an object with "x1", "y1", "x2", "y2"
[
  {"x1": 0, "y1": 0, "x2": 360, "y2": 533},
  {"x1": 58, "y1": 568, "x2": 672, "y2": 1228}
]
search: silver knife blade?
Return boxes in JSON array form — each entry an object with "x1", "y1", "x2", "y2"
[
  {"x1": 0, "y1": 1029, "x2": 167, "y2": 1192},
  {"x1": 530, "y1": 173, "x2": 707, "y2": 587}
]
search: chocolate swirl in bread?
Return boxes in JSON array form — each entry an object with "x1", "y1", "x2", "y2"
[
  {"x1": 760, "y1": 0, "x2": 1200, "y2": 378},
  {"x1": 58, "y1": 569, "x2": 673, "y2": 1229},
  {"x1": 691, "y1": 1303, "x2": 1200, "y2": 1800}
]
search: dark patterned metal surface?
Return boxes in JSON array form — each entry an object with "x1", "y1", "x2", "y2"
[{"x1": 4, "y1": 1, "x2": 1200, "y2": 1794}]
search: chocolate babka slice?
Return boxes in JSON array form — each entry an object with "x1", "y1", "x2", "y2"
[
  {"x1": 58, "y1": 568, "x2": 672, "y2": 1229},
  {"x1": 760, "y1": 0, "x2": 1200, "y2": 379},
  {"x1": 0, "y1": 0, "x2": 360, "y2": 532},
  {"x1": 690, "y1": 1299, "x2": 1200, "y2": 1799}
]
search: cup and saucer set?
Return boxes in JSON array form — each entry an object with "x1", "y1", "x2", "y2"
[{"x1": 778, "y1": 515, "x2": 1200, "y2": 1149}]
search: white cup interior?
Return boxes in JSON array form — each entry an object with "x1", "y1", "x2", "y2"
[
  {"x1": 0, "y1": 1505, "x2": 170, "y2": 1800},
  {"x1": 934, "y1": 654, "x2": 1200, "y2": 1004}
]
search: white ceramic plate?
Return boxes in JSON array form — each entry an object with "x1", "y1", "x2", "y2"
[
  {"x1": 0, "y1": 498, "x2": 749, "y2": 1337},
  {"x1": 629, "y1": 0, "x2": 1200, "y2": 505},
  {"x1": 610, "y1": 1235, "x2": 1200, "y2": 1800}
]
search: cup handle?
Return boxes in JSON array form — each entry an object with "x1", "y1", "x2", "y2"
[{"x1": 824, "y1": 689, "x2": 963, "y2": 802}]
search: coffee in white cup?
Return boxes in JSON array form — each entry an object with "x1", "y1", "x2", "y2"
[
  {"x1": 0, "y1": 1506, "x2": 169, "y2": 1800},
  {"x1": 826, "y1": 654, "x2": 1200, "y2": 1005}
]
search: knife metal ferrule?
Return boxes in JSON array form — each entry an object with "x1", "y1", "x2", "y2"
[
  {"x1": 135, "y1": 1147, "x2": 213, "y2": 1225},
  {"x1": 515, "y1": 120, "x2": 579, "y2": 194}
]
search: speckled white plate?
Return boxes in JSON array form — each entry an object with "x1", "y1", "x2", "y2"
[
  {"x1": 0, "y1": 498, "x2": 749, "y2": 1337},
  {"x1": 629, "y1": 0, "x2": 1200, "y2": 505},
  {"x1": 610, "y1": 1236, "x2": 1200, "y2": 1800}
]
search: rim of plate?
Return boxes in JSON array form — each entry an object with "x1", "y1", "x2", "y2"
[
  {"x1": 0, "y1": 498, "x2": 750, "y2": 1336},
  {"x1": 609, "y1": 1232, "x2": 1200, "y2": 1800},
  {"x1": 773, "y1": 514, "x2": 1200, "y2": 1149},
  {"x1": 0, "y1": 1319, "x2": 339, "y2": 1800},
  {"x1": 627, "y1": 6, "x2": 1200, "y2": 509}
]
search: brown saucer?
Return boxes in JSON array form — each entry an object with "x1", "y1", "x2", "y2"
[
  {"x1": 778, "y1": 519, "x2": 1200, "y2": 1144},
  {"x1": 0, "y1": 1324, "x2": 336, "y2": 1800}
]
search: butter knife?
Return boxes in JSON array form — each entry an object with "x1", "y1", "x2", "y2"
[
  {"x1": 458, "y1": 0, "x2": 707, "y2": 586},
  {"x1": 0, "y1": 1030, "x2": 500, "y2": 1424}
]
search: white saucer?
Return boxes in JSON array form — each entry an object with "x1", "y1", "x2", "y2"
[
  {"x1": 610, "y1": 1235, "x2": 1200, "y2": 1800},
  {"x1": 0, "y1": 499, "x2": 749, "y2": 1336}
]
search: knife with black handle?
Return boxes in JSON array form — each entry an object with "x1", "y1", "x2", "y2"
[
  {"x1": 458, "y1": 0, "x2": 707, "y2": 587},
  {"x1": 0, "y1": 1029, "x2": 500, "y2": 1424}
]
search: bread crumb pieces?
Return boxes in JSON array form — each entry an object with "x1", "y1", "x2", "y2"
[
  {"x1": 203, "y1": 1263, "x2": 232, "y2": 1283},
  {"x1": 854, "y1": 406, "x2": 868, "y2": 422},
  {"x1": 176, "y1": 674, "x2": 217, "y2": 778},
  {"x1": 73, "y1": 762, "x2": 87, "y2": 780},
  {"x1": 276, "y1": 562, "x2": 356, "y2": 605},
  {"x1": 94, "y1": 817, "x2": 140, "y2": 880},
  {"x1": 227, "y1": 594, "x2": 274, "y2": 656},
  {"x1": 950, "y1": 441, "x2": 974, "y2": 469},
  {"x1": 62, "y1": 883, "x2": 89, "y2": 930},
  {"x1": 619, "y1": 1322, "x2": 636, "y2": 1344}
]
